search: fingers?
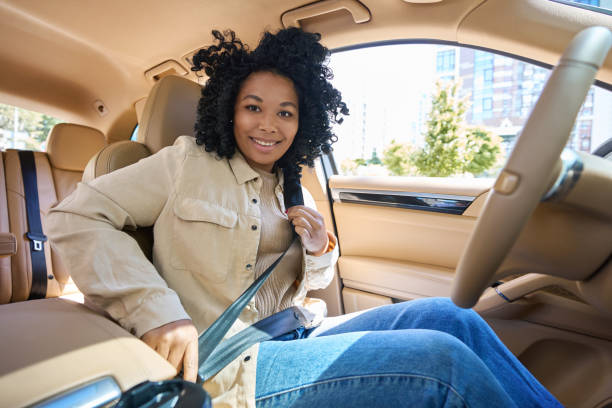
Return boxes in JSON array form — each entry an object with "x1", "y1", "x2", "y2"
[
  {"x1": 182, "y1": 340, "x2": 198, "y2": 382},
  {"x1": 156, "y1": 341, "x2": 171, "y2": 362},
  {"x1": 167, "y1": 342, "x2": 187, "y2": 371},
  {"x1": 140, "y1": 319, "x2": 199, "y2": 380},
  {"x1": 287, "y1": 207, "x2": 323, "y2": 231},
  {"x1": 294, "y1": 225, "x2": 311, "y2": 240}
]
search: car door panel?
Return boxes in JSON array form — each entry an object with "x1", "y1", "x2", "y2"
[{"x1": 329, "y1": 175, "x2": 493, "y2": 305}]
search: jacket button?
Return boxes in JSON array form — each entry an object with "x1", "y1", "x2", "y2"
[
  {"x1": 246, "y1": 264, "x2": 252, "y2": 269},
  {"x1": 244, "y1": 355, "x2": 251, "y2": 362},
  {"x1": 252, "y1": 198, "x2": 258, "y2": 204},
  {"x1": 251, "y1": 225, "x2": 258, "y2": 230}
]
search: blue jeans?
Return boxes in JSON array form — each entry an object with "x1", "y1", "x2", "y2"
[{"x1": 255, "y1": 297, "x2": 562, "y2": 407}]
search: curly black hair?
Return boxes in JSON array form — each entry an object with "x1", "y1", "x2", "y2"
[{"x1": 191, "y1": 28, "x2": 348, "y2": 181}]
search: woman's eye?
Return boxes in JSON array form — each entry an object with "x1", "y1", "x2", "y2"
[
  {"x1": 246, "y1": 105, "x2": 260, "y2": 112},
  {"x1": 278, "y1": 111, "x2": 293, "y2": 118}
]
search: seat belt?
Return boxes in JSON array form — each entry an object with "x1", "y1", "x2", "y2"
[
  {"x1": 195, "y1": 176, "x2": 308, "y2": 382},
  {"x1": 18, "y1": 151, "x2": 48, "y2": 300}
]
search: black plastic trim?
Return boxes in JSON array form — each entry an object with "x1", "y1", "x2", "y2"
[{"x1": 338, "y1": 191, "x2": 472, "y2": 215}]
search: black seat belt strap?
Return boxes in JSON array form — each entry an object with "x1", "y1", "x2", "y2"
[{"x1": 18, "y1": 150, "x2": 48, "y2": 299}]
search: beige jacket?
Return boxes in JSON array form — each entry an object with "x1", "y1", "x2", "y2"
[{"x1": 45, "y1": 136, "x2": 338, "y2": 407}]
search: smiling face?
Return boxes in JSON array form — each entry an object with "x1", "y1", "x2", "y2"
[{"x1": 233, "y1": 71, "x2": 299, "y2": 173}]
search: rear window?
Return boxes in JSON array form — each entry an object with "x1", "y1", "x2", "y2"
[{"x1": 0, "y1": 103, "x2": 63, "y2": 151}]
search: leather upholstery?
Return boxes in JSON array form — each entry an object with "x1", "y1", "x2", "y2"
[
  {"x1": 138, "y1": 75, "x2": 201, "y2": 153},
  {"x1": 2, "y1": 124, "x2": 106, "y2": 304},
  {"x1": 0, "y1": 152, "x2": 11, "y2": 304},
  {"x1": 46, "y1": 123, "x2": 105, "y2": 172},
  {"x1": 82, "y1": 140, "x2": 151, "y2": 182}
]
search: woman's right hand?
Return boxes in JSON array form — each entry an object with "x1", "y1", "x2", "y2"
[{"x1": 141, "y1": 319, "x2": 199, "y2": 382}]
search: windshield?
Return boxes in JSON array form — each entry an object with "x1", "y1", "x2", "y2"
[{"x1": 550, "y1": 0, "x2": 612, "y2": 14}]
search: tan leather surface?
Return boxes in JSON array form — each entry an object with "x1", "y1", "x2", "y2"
[
  {"x1": 139, "y1": 75, "x2": 201, "y2": 154},
  {"x1": 0, "y1": 298, "x2": 176, "y2": 408},
  {"x1": 134, "y1": 97, "x2": 147, "y2": 126},
  {"x1": 0, "y1": 232, "x2": 17, "y2": 257},
  {"x1": 82, "y1": 140, "x2": 151, "y2": 182},
  {"x1": 5, "y1": 150, "x2": 62, "y2": 302},
  {"x1": 334, "y1": 201, "x2": 476, "y2": 269},
  {"x1": 339, "y1": 255, "x2": 454, "y2": 301},
  {"x1": 499, "y1": 202, "x2": 612, "y2": 281},
  {"x1": 329, "y1": 175, "x2": 493, "y2": 197},
  {"x1": 51, "y1": 167, "x2": 83, "y2": 202},
  {"x1": 0, "y1": 152, "x2": 12, "y2": 304},
  {"x1": 46, "y1": 123, "x2": 106, "y2": 172},
  {"x1": 563, "y1": 151, "x2": 612, "y2": 220},
  {"x1": 342, "y1": 287, "x2": 392, "y2": 315},
  {"x1": 482, "y1": 294, "x2": 612, "y2": 408}
]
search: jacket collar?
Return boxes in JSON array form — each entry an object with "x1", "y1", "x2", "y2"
[
  {"x1": 228, "y1": 150, "x2": 259, "y2": 185},
  {"x1": 228, "y1": 150, "x2": 284, "y2": 189}
]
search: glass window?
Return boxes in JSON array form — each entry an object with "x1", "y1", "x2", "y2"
[
  {"x1": 328, "y1": 43, "x2": 612, "y2": 177},
  {"x1": 0, "y1": 103, "x2": 63, "y2": 151},
  {"x1": 131, "y1": 124, "x2": 139, "y2": 141},
  {"x1": 550, "y1": 0, "x2": 612, "y2": 14}
]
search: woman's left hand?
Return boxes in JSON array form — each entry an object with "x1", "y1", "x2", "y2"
[{"x1": 286, "y1": 206, "x2": 328, "y2": 256}]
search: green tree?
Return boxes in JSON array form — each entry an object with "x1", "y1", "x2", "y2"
[
  {"x1": 0, "y1": 103, "x2": 62, "y2": 150},
  {"x1": 462, "y1": 127, "x2": 501, "y2": 176},
  {"x1": 382, "y1": 140, "x2": 415, "y2": 176},
  {"x1": 413, "y1": 81, "x2": 502, "y2": 177},
  {"x1": 413, "y1": 81, "x2": 466, "y2": 177},
  {"x1": 368, "y1": 149, "x2": 382, "y2": 165}
]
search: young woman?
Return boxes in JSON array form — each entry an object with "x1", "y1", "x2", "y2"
[{"x1": 46, "y1": 28, "x2": 561, "y2": 407}]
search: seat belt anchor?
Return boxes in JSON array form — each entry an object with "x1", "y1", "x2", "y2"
[{"x1": 26, "y1": 232, "x2": 48, "y2": 252}]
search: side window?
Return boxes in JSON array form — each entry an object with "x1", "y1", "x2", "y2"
[
  {"x1": 328, "y1": 44, "x2": 612, "y2": 177},
  {"x1": 131, "y1": 124, "x2": 139, "y2": 141},
  {"x1": 0, "y1": 103, "x2": 63, "y2": 151}
]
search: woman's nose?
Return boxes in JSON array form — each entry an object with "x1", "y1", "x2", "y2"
[{"x1": 258, "y1": 114, "x2": 277, "y2": 133}]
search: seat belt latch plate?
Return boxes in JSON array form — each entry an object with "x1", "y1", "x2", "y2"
[{"x1": 26, "y1": 232, "x2": 47, "y2": 252}]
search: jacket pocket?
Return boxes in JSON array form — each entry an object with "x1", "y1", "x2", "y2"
[{"x1": 171, "y1": 197, "x2": 238, "y2": 283}]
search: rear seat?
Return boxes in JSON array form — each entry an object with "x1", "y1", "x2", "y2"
[
  {"x1": 0, "y1": 151, "x2": 12, "y2": 304},
  {"x1": 2, "y1": 123, "x2": 105, "y2": 303}
]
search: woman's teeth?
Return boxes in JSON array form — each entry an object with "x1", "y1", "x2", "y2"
[{"x1": 253, "y1": 138, "x2": 277, "y2": 146}]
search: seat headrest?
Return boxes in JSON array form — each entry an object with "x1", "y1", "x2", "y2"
[
  {"x1": 46, "y1": 123, "x2": 106, "y2": 172},
  {"x1": 139, "y1": 75, "x2": 202, "y2": 154}
]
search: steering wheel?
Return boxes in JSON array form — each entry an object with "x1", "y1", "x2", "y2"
[{"x1": 451, "y1": 27, "x2": 612, "y2": 308}]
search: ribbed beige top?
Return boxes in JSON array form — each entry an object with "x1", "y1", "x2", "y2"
[{"x1": 253, "y1": 168, "x2": 302, "y2": 319}]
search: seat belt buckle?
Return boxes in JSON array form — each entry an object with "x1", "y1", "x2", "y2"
[{"x1": 26, "y1": 232, "x2": 47, "y2": 252}]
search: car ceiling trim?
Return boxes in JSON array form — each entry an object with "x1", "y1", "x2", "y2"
[{"x1": 332, "y1": 188, "x2": 474, "y2": 215}]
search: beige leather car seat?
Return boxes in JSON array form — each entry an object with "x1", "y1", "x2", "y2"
[
  {"x1": 2, "y1": 124, "x2": 105, "y2": 303},
  {"x1": 0, "y1": 152, "x2": 14, "y2": 304},
  {"x1": 83, "y1": 74, "x2": 201, "y2": 183},
  {"x1": 82, "y1": 75, "x2": 201, "y2": 259}
]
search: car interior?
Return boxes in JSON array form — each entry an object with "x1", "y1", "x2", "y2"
[{"x1": 1, "y1": 0, "x2": 612, "y2": 407}]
